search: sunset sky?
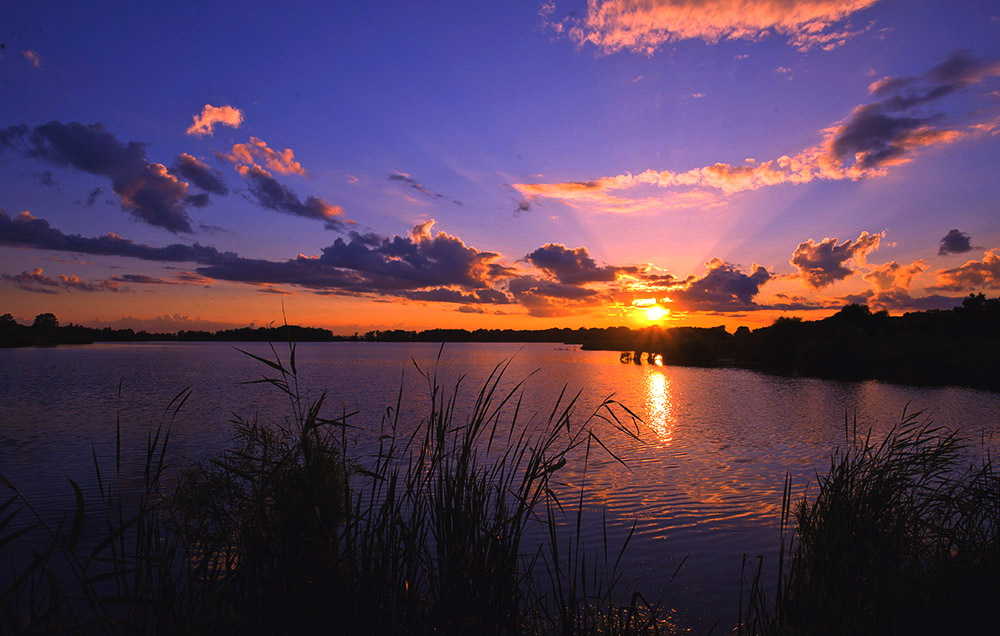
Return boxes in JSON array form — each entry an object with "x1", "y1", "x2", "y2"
[{"x1": 2, "y1": 1, "x2": 999, "y2": 334}]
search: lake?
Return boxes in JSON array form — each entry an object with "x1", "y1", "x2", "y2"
[{"x1": 2, "y1": 341, "x2": 998, "y2": 631}]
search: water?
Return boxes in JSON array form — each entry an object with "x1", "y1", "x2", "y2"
[{"x1": 2, "y1": 341, "x2": 999, "y2": 631}]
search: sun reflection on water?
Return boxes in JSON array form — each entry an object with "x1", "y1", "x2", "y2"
[{"x1": 645, "y1": 371, "x2": 676, "y2": 444}]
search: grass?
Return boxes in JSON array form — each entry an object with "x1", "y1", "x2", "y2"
[
  {"x1": 740, "y1": 410, "x2": 1000, "y2": 636},
  {"x1": 1, "y1": 342, "x2": 677, "y2": 635}
]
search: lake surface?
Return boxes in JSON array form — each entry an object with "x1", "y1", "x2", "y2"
[{"x1": 2, "y1": 342, "x2": 999, "y2": 631}]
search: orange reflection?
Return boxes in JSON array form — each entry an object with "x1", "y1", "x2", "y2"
[{"x1": 645, "y1": 371, "x2": 676, "y2": 444}]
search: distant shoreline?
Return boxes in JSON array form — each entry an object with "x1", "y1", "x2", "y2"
[{"x1": 4, "y1": 295, "x2": 999, "y2": 392}]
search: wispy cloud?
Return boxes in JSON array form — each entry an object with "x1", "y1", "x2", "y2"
[
  {"x1": 541, "y1": 0, "x2": 879, "y2": 56},
  {"x1": 387, "y1": 171, "x2": 462, "y2": 206}
]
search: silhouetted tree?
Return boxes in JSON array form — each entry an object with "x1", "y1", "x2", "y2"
[{"x1": 32, "y1": 313, "x2": 58, "y2": 330}]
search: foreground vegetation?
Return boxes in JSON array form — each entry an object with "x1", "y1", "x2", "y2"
[
  {"x1": 0, "y1": 345, "x2": 674, "y2": 635},
  {"x1": 741, "y1": 411, "x2": 1000, "y2": 635},
  {"x1": 2, "y1": 344, "x2": 998, "y2": 635}
]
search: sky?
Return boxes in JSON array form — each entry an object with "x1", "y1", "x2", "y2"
[{"x1": 1, "y1": 0, "x2": 999, "y2": 334}]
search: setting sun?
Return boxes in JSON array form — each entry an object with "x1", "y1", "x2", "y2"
[{"x1": 646, "y1": 305, "x2": 669, "y2": 321}]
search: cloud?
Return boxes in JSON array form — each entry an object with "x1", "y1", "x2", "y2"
[
  {"x1": 0, "y1": 121, "x2": 204, "y2": 232},
  {"x1": 928, "y1": 249, "x2": 1000, "y2": 292},
  {"x1": 668, "y1": 258, "x2": 771, "y2": 311},
  {"x1": 401, "y1": 288, "x2": 511, "y2": 304},
  {"x1": 0, "y1": 210, "x2": 974, "y2": 319},
  {"x1": 186, "y1": 104, "x2": 243, "y2": 137},
  {"x1": 861, "y1": 259, "x2": 927, "y2": 292},
  {"x1": 938, "y1": 228, "x2": 977, "y2": 256},
  {"x1": 0, "y1": 209, "x2": 234, "y2": 264},
  {"x1": 316, "y1": 220, "x2": 516, "y2": 290},
  {"x1": 2, "y1": 267, "x2": 59, "y2": 293},
  {"x1": 525, "y1": 243, "x2": 624, "y2": 283},
  {"x1": 84, "y1": 187, "x2": 104, "y2": 206},
  {"x1": 2, "y1": 267, "x2": 120, "y2": 293},
  {"x1": 844, "y1": 288, "x2": 964, "y2": 311},
  {"x1": 174, "y1": 271, "x2": 214, "y2": 285},
  {"x1": 388, "y1": 171, "x2": 462, "y2": 206},
  {"x1": 109, "y1": 272, "x2": 213, "y2": 287},
  {"x1": 239, "y1": 165, "x2": 352, "y2": 230},
  {"x1": 222, "y1": 137, "x2": 308, "y2": 177},
  {"x1": 173, "y1": 153, "x2": 228, "y2": 195},
  {"x1": 790, "y1": 231, "x2": 882, "y2": 288},
  {"x1": 543, "y1": 0, "x2": 879, "y2": 55},
  {"x1": 513, "y1": 51, "x2": 1000, "y2": 213},
  {"x1": 508, "y1": 275, "x2": 604, "y2": 317},
  {"x1": 22, "y1": 49, "x2": 42, "y2": 68}
]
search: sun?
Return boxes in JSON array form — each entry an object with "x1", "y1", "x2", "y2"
[{"x1": 646, "y1": 305, "x2": 668, "y2": 321}]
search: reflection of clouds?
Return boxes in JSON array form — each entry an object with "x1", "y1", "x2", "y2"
[{"x1": 645, "y1": 371, "x2": 676, "y2": 444}]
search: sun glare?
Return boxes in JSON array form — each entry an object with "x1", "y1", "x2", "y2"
[{"x1": 646, "y1": 305, "x2": 668, "y2": 321}]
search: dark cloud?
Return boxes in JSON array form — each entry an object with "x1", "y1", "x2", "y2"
[
  {"x1": 827, "y1": 105, "x2": 938, "y2": 169},
  {"x1": 0, "y1": 121, "x2": 200, "y2": 233},
  {"x1": 0, "y1": 209, "x2": 235, "y2": 265},
  {"x1": 525, "y1": 243, "x2": 625, "y2": 284},
  {"x1": 108, "y1": 272, "x2": 212, "y2": 287},
  {"x1": 241, "y1": 165, "x2": 352, "y2": 231},
  {"x1": 317, "y1": 221, "x2": 515, "y2": 291},
  {"x1": 507, "y1": 276, "x2": 603, "y2": 317},
  {"x1": 827, "y1": 51, "x2": 1000, "y2": 171},
  {"x1": 173, "y1": 153, "x2": 228, "y2": 195},
  {"x1": 928, "y1": 249, "x2": 1000, "y2": 292},
  {"x1": 790, "y1": 232, "x2": 881, "y2": 288},
  {"x1": 1, "y1": 211, "x2": 515, "y2": 302},
  {"x1": 2, "y1": 267, "x2": 60, "y2": 293},
  {"x1": 938, "y1": 229, "x2": 977, "y2": 256},
  {"x1": 388, "y1": 171, "x2": 462, "y2": 206},
  {"x1": 513, "y1": 200, "x2": 532, "y2": 215},
  {"x1": 2, "y1": 266, "x2": 120, "y2": 294},
  {"x1": 401, "y1": 288, "x2": 510, "y2": 304},
  {"x1": 669, "y1": 259, "x2": 770, "y2": 311}
]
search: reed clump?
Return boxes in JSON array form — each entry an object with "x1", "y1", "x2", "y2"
[
  {"x1": 1, "y1": 344, "x2": 675, "y2": 635},
  {"x1": 741, "y1": 411, "x2": 1000, "y2": 636}
]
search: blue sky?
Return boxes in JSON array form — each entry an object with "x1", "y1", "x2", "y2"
[{"x1": 1, "y1": 1, "x2": 999, "y2": 333}]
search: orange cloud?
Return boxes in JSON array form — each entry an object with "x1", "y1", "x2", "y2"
[
  {"x1": 928, "y1": 249, "x2": 1000, "y2": 292},
  {"x1": 186, "y1": 104, "x2": 244, "y2": 137},
  {"x1": 223, "y1": 137, "x2": 308, "y2": 177},
  {"x1": 862, "y1": 259, "x2": 928, "y2": 292},
  {"x1": 545, "y1": 0, "x2": 879, "y2": 55}
]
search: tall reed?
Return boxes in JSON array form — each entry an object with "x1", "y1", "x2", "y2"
[{"x1": 740, "y1": 410, "x2": 1000, "y2": 636}]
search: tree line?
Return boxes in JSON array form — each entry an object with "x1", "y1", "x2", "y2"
[{"x1": 3, "y1": 294, "x2": 998, "y2": 390}]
